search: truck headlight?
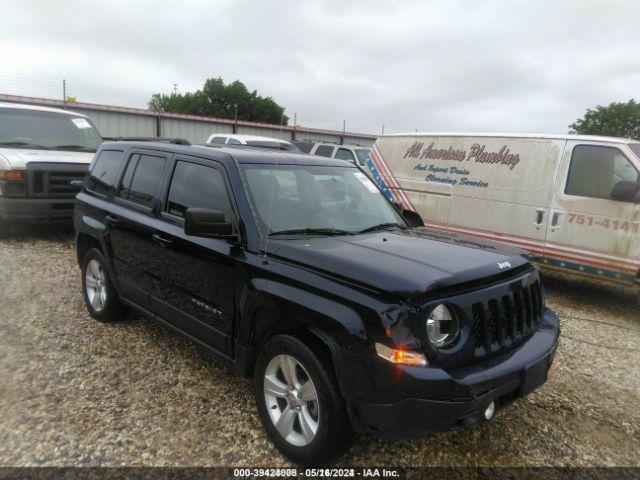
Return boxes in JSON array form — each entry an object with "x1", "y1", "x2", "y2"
[{"x1": 426, "y1": 304, "x2": 459, "y2": 348}]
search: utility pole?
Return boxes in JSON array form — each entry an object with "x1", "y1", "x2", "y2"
[
  {"x1": 234, "y1": 104, "x2": 238, "y2": 134},
  {"x1": 381, "y1": 124, "x2": 385, "y2": 135},
  {"x1": 62, "y1": 79, "x2": 66, "y2": 105},
  {"x1": 292, "y1": 113, "x2": 297, "y2": 141},
  {"x1": 173, "y1": 83, "x2": 178, "y2": 94},
  {"x1": 341, "y1": 120, "x2": 346, "y2": 144}
]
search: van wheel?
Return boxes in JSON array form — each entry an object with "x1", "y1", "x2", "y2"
[
  {"x1": 81, "y1": 248, "x2": 127, "y2": 322},
  {"x1": 254, "y1": 334, "x2": 354, "y2": 465}
]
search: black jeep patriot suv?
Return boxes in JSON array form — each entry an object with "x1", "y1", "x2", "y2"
[{"x1": 74, "y1": 139, "x2": 560, "y2": 464}]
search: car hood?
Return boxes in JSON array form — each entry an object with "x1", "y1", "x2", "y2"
[
  {"x1": 0, "y1": 148, "x2": 94, "y2": 170},
  {"x1": 268, "y1": 227, "x2": 530, "y2": 299}
]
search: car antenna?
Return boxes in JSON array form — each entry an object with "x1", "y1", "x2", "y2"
[{"x1": 262, "y1": 153, "x2": 281, "y2": 265}]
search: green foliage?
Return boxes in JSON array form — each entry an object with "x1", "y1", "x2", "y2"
[
  {"x1": 148, "y1": 77, "x2": 289, "y2": 125},
  {"x1": 569, "y1": 99, "x2": 640, "y2": 140}
]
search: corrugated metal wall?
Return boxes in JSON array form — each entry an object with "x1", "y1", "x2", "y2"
[
  {"x1": 73, "y1": 108, "x2": 157, "y2": 138},
  {"x1": 160, "y1": 117, "x2": 233, "y2": 143},
  {"x1": 0, "y1": 94, "x2": 377, "y2": 147}
]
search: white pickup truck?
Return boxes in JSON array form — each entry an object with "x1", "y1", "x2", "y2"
[{"x1": 0, "y1": 102, "x2": 101, "y2": 236}]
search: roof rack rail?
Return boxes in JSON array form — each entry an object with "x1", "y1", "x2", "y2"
[
  {"x1": 293, "y1": 139, "x2": 368, "y2": 147},
  {"x1": 111, "y1": 137, "x2": 191, "y2": 145}
]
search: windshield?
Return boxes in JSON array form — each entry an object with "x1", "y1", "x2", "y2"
[
  {"x1": 0, "y1": 108, "x2": 102, "y2": 152},
  {"x1": 240, "y1": 164, "x2": 406, "y2": 235}
]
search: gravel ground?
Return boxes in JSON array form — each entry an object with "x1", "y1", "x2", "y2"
[{"x1": 0, "y1": 227, "x2": 638, "y2": 467}]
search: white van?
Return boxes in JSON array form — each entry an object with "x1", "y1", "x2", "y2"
[
  {"x1": 370, "y1": 133, "x2": 640, "y2": 286},
  {"x1": 0, "y1": 102, "x2": 102, "y2": 236}
]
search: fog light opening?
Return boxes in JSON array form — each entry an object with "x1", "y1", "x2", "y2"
[{"x1": 484, "y1": 401, "x2": 495, "y2": 421}]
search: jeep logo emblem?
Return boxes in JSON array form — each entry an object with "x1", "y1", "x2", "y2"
[{"x1": 497, "y1": 261, "x2": 512, "y2": 270}]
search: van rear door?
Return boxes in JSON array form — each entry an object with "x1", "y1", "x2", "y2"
[{"x1": 544, "y1": 141, "x2": 640, "y2": 283}]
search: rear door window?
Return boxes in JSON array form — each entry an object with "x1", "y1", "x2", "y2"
[
  {"x1": 210, "y1": 136, "x2": 227, "y2": 144},
  {"x1": 228, "y1": 138, "x2": 242, "y2": 145},
  {"x1": 314, "y1": 145, "x2": 334, "y2": 157},
  {"x1": 118, "y1": 153, "x2": 167, "y2": 208},
  {"x1": 165, "y1": 160, "x2": 233, "y2": 221},
  {"x1": 87, "y1": 149, "x2": 124, "y2": 195}
]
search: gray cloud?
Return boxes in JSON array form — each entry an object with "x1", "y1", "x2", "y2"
[{"x1": 2, "y1": 0, "x2": 639, "y2": 135}]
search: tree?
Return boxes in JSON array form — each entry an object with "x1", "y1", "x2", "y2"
[
  {"x1": 148, "y1": 77, "x2": 289, "y2": 125},
  {"x1": 569, "y1": 99, "x2": 640, "y2": 140}
]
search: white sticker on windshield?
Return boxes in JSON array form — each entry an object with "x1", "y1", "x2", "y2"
[
  {"x1": 353, "y1": 171, "x2": 378, "y2": 193},
  {"x1": 71, "y1": 118, "x2": 92, "y2": 129}
]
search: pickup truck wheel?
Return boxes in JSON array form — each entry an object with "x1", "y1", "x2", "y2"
[
  {"x1": 254, "y1": 334, "x2": 354, "y2": 465},
  {"x1": 81, "y1": 248, "x2": 127, "y2": 322}
]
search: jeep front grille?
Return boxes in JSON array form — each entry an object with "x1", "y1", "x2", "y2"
[{"x1": 472, "y1": 280, "x2": 543, "y2": 354}]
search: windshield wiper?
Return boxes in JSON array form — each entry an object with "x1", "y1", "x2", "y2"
[
  {"x1": 0, "y1": 141, "x2": 50, "y2": 149},
  {"x1": 269, "y1": 227, "x2": 353, "y2": 237},
  {"x1": 52, "y1": 144, "x2": 96, "y2": 152},
  {"x1": 357, "y1": 222, "x2": 407, "y2": 234}
]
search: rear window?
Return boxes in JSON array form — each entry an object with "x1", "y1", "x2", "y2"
[
  {"x1": 314, "y1": 145, "x2": 334, "y2": 157},
  {"x1": 335, "y1": 148, "x2": 356, "y2": 162},
  {"x1": 629, "y1": 144, "x2": 640, "y2": 159},
  {"x1": 293, "y1": 141, "x2": 313, "y2": 154},
  {"x1": 245, "y1": 140, "x2": 296, "y2": 151},
  {"x1": 118, "y1": 153, "x2": 166, "y2": 208},
  {"x1": 87, "y1": 150, "x2": 124, "y2": 195}
]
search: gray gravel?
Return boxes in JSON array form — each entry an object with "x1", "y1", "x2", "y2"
[{"x1": 0, "y1": 228, "x2": 638, "y2": 467}]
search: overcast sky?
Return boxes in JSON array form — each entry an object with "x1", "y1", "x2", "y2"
[{"x1": 2, "y1": 0, "x2": 640, "y2": 135}]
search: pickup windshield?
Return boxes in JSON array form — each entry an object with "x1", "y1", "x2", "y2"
[
  {"x1": 240, "y1": 164, "x2": 407, "y2": 235},
  {"x1": 0, "y1": 108, "x2": 101, "y2": 152}
]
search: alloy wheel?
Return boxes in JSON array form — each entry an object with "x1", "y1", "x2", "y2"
[
  {"x1": 263, "y1": 354, "x2": 320, "y2": 447},
  {"x1": 85, "y1": 259, "x2": 107, "y2": 313}
]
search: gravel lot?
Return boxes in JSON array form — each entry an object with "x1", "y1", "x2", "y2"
[{"x1": 0, "y1": 227, "x2": 638, "y2": 467}]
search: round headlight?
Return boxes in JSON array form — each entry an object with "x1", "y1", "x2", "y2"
[{"x1": 426, "y1": 304, "x2": 459, "y2": 348}]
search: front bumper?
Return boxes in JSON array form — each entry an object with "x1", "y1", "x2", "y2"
[
  {"x1": 0, "y1": 196, "x2": 76, "y2": 224},
  {"x1": 346, "y1": 308, "x2": 560, "y2": 436}
]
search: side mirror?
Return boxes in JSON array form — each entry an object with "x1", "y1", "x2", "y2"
[
  {"x1": 402, "y1": 209, "x2": 424, "y2": 228},
  {"x1": 184, "y1": 208, "x2": 234, "y2": 237},
  {"x1": 611, "y1": 181, "x2": 640, "y2": 203}
]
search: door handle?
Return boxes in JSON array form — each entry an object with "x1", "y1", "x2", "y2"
[
  {"x1": 105, "y1": 215, "x2": 120, "y2": 226},
  {"x1": 152, "y1": 233, "x2": 174, "y2": 248},
  {"x1": 551, "y1": 212, "x2": 560, "y2": 229},
  {"x1": 533, "y1": 209, "x2": 545, "y2": 228}
]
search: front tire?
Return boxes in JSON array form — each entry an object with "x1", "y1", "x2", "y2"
[
  {"x1": 254, "y1": 334, "x2": 354, "y2": 465},
  {"x1": 81, "y1": 248, "x2": 127, "y2": 322}
]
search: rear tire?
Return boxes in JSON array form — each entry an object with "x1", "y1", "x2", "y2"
[
  {"x1": 81, "y1": 248, "x2": 128, "y2": 322},
  {"x1": 254, "y1": 334, "x2": 354, "y2": 465}
]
